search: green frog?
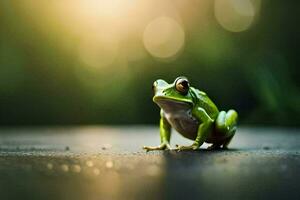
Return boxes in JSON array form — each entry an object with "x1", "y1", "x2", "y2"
[{"x1": 143, "y1": 77, "x2": 238, "y2": 151}]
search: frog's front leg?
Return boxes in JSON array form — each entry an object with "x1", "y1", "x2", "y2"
[
  {"x1": 143, "y1": 112, "x2": 171, "y2": 151},
  {"x1": 176, "y1": 107, "x2": 214, "y2": 151},
  {"x1": 176, "y1": 121, "x2": 213, "y2": 151}
]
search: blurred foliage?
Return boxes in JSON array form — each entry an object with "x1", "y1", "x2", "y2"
[{"x1": 0, "y1": 0, "x2": 299, "y2": 126}]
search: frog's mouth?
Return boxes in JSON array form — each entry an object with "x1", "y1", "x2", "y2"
[{"x1": 153, "y1": 96, "x2": 193, "y2": 112}]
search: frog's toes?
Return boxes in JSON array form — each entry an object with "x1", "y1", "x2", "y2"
[
  {"x1": 175, "y1": 144, "x2": 199, "y2": 151},
  {"x1": 143, "y1": 143, "x2": 171, "y2": 151},
  {"x1": 143, "y1": 146, "x2": 161, "y2": 152}
]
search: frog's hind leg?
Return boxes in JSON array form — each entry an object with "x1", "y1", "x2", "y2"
[
  {"x1": 222, "y1": 130, "x2": 236, "y2": 149},
  {"x1": 215, "y1": 109, "x2": 238, "y2": 149}
]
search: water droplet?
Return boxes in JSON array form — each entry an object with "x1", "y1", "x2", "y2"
[
  {"x1": 61, "y1": 164, "x2": 69, "y2": 172},
  {"x1": 86, "y1": 160, "x2": 94, "y2": 167},
  {"x1": 105, "y1": 161, "x2": 114, "y2": 169},
  {"x1": 72, "y1": 164, "x2": 81, "y2": 173}
]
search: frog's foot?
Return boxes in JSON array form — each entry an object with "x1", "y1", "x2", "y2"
[
  {"x1": 175, "y1": 142, "x2": 199, "y2": 151},
  {"x1": 143, "y1": 142, "x2": 171, "y2": 152},
  {"x1": 207, "y1": 144, "x2": 221, "y2": 150}
]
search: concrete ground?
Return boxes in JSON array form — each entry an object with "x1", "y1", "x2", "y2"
[{"x1": 0, "y1": 126, "x2": 299, "y2": 200}]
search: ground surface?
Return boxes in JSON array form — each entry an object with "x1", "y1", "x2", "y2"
[{"x1": 0, "y1": 126, "x2": 299, "y2": 200}]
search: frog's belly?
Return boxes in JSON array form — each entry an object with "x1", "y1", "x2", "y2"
[{"x1": 164, "y1": 111, "x2": 199, "y2": 140}]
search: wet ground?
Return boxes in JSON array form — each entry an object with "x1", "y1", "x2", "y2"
[{"x1": 0, "y1": 126, "x2": 299, "y2": 200}]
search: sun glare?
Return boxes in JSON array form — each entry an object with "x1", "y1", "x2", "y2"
[
  {"x1": 78, "y1": 32, "x2": 120, "y2": 68},
  {"x1": 16, "y1": 0, "x2": 261, "y2": 70}
]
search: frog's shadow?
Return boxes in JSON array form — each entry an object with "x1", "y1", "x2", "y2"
[
  {"x1": 201, "y1": 148, "x2": 239, "y2": 152},
  {"x1": 166, "y1": 148, "x2": 239, "y2": 154},
  {"x1": 160, "y1": 148, "x2": 240, "y2": 169}
]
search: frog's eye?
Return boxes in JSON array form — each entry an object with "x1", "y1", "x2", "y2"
[{"x1": 175, "y1": 78, "x2": 189, "y2": 95}]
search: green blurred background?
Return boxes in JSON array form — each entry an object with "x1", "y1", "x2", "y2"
[{"x1": 0, "y1": 0, "x2": 299, "y2": 126}]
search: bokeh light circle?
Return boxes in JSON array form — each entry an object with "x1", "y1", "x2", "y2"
[
  {"x1": 215, "y1": 0, "x2": 260, "y2": 32},
  {"x1": 143, "y1": 17, "x2": 185, "y2": 59}
]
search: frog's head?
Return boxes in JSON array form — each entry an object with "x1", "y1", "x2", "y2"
[{"x1": 152, "y1": 77, "x2": 195, "y2": 112}]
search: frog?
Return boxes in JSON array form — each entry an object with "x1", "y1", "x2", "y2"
[{"x1": 143, "y1": 77, "x2": 238, "y2": 151}]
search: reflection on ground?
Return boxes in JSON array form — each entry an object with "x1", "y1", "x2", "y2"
[{"x1": 0, "y1": 127, "x2": 299, "y2": 200}]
